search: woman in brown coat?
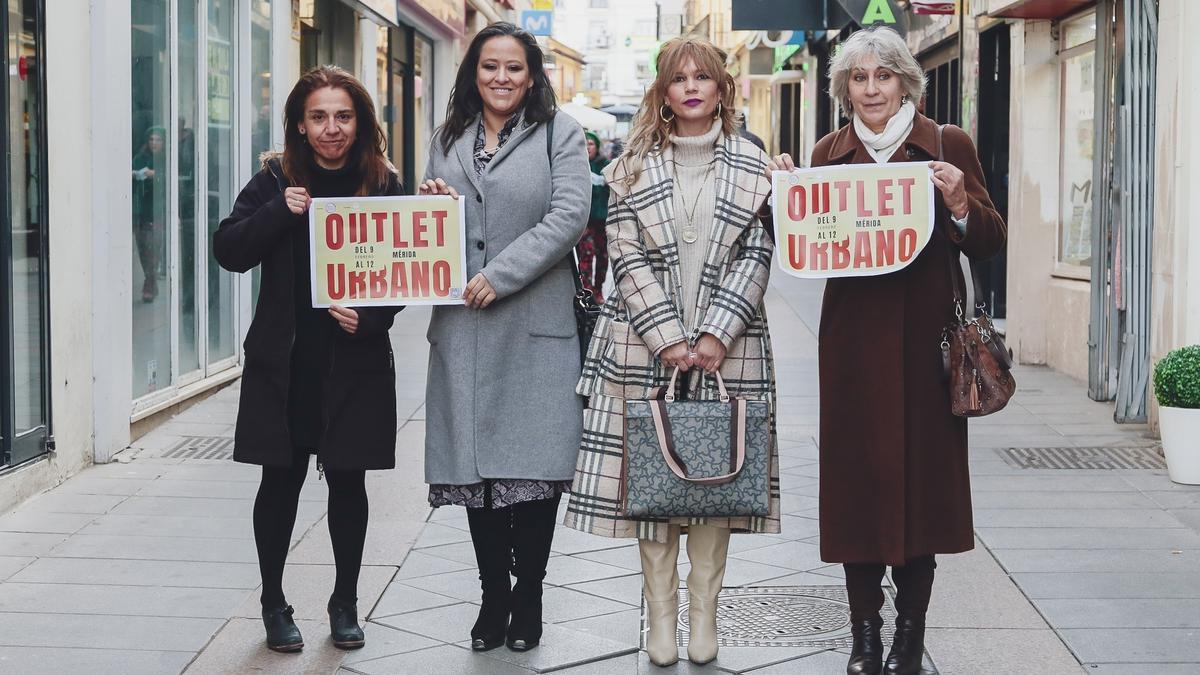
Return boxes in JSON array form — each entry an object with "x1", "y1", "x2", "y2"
[{"x1": 769, "y1": 27, "x2": 1005, "y2": 675}]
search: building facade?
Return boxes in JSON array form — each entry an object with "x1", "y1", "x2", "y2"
[{"x1": 0, "y1": 0, "x2": 518, "y2": 512}]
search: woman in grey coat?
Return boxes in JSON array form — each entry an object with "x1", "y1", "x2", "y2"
[{"x1": 417, "y1": 22, "x2": 590, "y2": 654}]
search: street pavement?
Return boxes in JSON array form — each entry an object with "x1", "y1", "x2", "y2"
[{"x1": 0, "y1": 274, "x2": 1197, "y2": 674}]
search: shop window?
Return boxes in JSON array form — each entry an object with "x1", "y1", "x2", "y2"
[{"x1": 1057, "y1": 11, "x2": 1097, "y2": 270}]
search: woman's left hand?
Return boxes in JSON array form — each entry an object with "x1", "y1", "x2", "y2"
[
  {"x1": 329, "y1": 305, "x2": 359, "y2": 334},
  {"x1": 693, "y1": 333, "x2": 727, "y2": 373},
  {"x1": 463, "y1": 272, "x2": 497, "y2": 309},
  {"x1": 929, "y1": 161, "x2": 969, "y2": 219}
]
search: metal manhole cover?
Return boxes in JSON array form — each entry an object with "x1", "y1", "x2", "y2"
[
  {"x1": 641, "y1": 586, "x2": 897, "y2": 650},
  {"x1": 160, "y1": 436, "x2": 235, "y2": 460},
  {"x1": 998, "y1": 446, "x2": 1165, "y2": 470}
]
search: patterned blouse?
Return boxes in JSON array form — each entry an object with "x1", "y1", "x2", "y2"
[{"x1": 428, "y1": 108, "x2": 572, "y2": 510}]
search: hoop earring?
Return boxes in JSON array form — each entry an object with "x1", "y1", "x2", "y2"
[
  {"x1": 901, "y1": 95, "x2": 910, "y2": 104},
  {"x1": 659, "y1": 104, "x2": 675, "y2": 123},
  {"x1": 713, "y1": 102, "x2": 723, "y2": 120}
]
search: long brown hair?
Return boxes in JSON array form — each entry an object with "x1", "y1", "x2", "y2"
[
  {"x1": 613, "y1": 36, "x2": 738, "y2": 188},
  {"x1": 276, "y1": 66, "x2": 392, "y2": 195}
]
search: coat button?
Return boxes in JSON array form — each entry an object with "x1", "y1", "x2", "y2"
[
  {"x1": 475, "y1": 194, "x2": 482, "y2": 203},
  {"x1": 476, "y1": 241, "x2": 485, "y2": 250}
]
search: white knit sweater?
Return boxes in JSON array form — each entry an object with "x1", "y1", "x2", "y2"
[{"x1": 666, "y1": 120, "x2": 722, "y2": 331}]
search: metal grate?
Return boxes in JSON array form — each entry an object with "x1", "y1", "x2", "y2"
[
  {"x1": 160, "y1": 436, "x2": 235, "y2": 460},
  {"x1": 642, "y1": 586, "x2": 897, "y2": 650},
  {"x1": 997, "y1": 446, "x2": 1165, "y2": 470}
]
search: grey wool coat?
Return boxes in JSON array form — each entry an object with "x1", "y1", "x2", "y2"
[
  {"x1": 422, "y1": 111, "x2": 591, "y2": 485},
  {"x1": 563, "y1": 133, "x2": 782, "y2": 543}
]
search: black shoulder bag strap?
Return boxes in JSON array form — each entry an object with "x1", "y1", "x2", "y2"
[{"x1": 545, "y1": 118, "x2": 588, "y2": 297}]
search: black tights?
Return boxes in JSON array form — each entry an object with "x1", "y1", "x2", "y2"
[
  {"x1": 253, "y1": 451, "x2": 368, "y2": 609},
  {"x1": 843, "y1": 555, "x2": 937, "y2": 622}
]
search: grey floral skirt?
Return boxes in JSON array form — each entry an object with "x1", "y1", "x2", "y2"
[{"x1": 428, "y1": 479, "x2": 571, "y2": 509}]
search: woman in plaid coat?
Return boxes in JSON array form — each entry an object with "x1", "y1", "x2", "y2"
[{"x1": 563, "y1": 36, "x2": 780, "y2": 668}]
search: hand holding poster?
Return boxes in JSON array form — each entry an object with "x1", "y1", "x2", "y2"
[
  {"x1": 771, "y1": 162, "x2": 935, "y2": 278},
  {"x1": 309, "y1": 195, "x2": 467, "y2": 307}
]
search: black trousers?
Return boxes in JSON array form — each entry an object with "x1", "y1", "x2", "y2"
[
  {"x1": 843, "y1": 555, "x2": 937, "y2": 622},
  {"x1": 253, "y1": 448, "x2": 368, "y2": 608}
]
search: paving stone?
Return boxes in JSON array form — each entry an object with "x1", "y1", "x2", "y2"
[
  {"x1": 728, "y1": 539, "x2": 824, "y2": 571},
  {"x1": 977, "y1": 527, "x2": 1200, "y2": 550},
  {"x1": 0, "y1": 582, "x2": 247, "y2": 618},
  {"x1": 414, "y1": 540, "x2": 481, "y2": 567},
  {"x1": 1058, "y1": 628, "x2": 1200, "y2": 664},
  {"x1": 234, "y1": 564, "x2": 396, "y2": 621},
  {"x1": 541, "y1": 585, "x2": 637, "y2": 623},
  {"x1": 410, "y1": 522, "x2": 474, "y2": 549},
  {"x1": 472, "y1": 622, "x2": 637, "y2": 673},
  {"x1": 393, "y1": 550, "x2": 472, "y2": 580},
  {"x1": 370, "y1": 582, "x2": 464, "y2": 619},
  {"x1": 0, "y1": 611, "x2": 224, "y2": 651},
  {"x1": 136, "y1": 478, "x2": 324, "y2": 502},
  {"x1": 550, "y1": 527, "x2": 632, "y2": 555},
  {"x1": 373, "y1": 602, "x2": 481, "y2": 643},
  {"x1": 924, "y1": 543, "x2": 1047, "y2": 630},
  {"x1": 923, "y1": 628, "x2": 1083, "y2": 674},
  {"x1": 340, "y1": 621, "x2": 441, "y2": 665},
  {"x1": 46, "y1": 533, "x2": 258, "y2": 563},
  {"x1": 403, "y1": 568, "x2": 487, "y2": 603},
  {"x1": 565, "y1": 573, "x2": 646, "y2": 607},
  {"x1": 0, "y1": 557, "x2": 33, "y2": 582},
  {"x1": 155, "y1": 463, "x2": 262, "y2": 482},
  {"x1": 51, "y1": 475, "x2": 150, "y2": 496},
  {"x1": 1141, "y1": 490, "x2": 1200, "y2": 509},
  {"x1": 1082, "y1": 664, "x2": 1200, "y2": 674},
  {"x1": 0, "y1": 531, "x2": 65, "y2": 556},
  {"x1": 556, "y1": 608, "x2": 642, "y2": 647},
  {"x1": 550, "y1": 653, "x2": 639, "y2": 673},
  {"x1": 970, "y1": 491, "x2": 1162, "y2": 509},
  {"x1": 571, "y1": 544, "x2": 642, "y2": 571},
  {"x1": 1013, "y1": 572, "x2": 1200, "y2": 599},
  {"x1": 969, "y1": 475, "x2": 1136, "y2": 493},
  {"x1": 973, "y1": 508, "x2": 1185, "y2": 528},
  {"x1": 0, "y1": 510, "x2": 96, "y2": 534},
  {"x1": 110, "y1": 495, "x2": 326, "y2": 520},
  {"x1": 742, "y1": 648, "x2": 857, "y2": 673},
  {"x1": 0, "y1": 646, "x2": 193, "y2": 675},
  {"x1": 9, "y1": 556, "x2": 261, "y2": 589},
  {"x1": 994, "y1": 549, "x2": 1200, "y2": 574},
  {"x1": 80, "y1": 513, "x2": 262, "y2": 539},
  {"x1": 545, "y1": 554, "x2": 637, "y2": 586},
  {"x1": 19, "y1": 491, "x2": 128, "y2": 515},
  {"x1": 1036, "y1": 598, "x2": 1200, "y2": 629},
  {"x1": 184, "y1": 617, "x2": 346, "y2": 674},
  {"x1": 346, "y1": 643, "x2": 533, "y2": 675}
]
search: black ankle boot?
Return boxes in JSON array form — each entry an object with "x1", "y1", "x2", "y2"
[
  {"x1": 505, "y1": 579, "x2": 543, "y2": 651},
  {"x1": 467, "y1": 506, "x2": 514, "y2": 651},
  {"x1": 847, "y1": 616, "x2": 884, "y2": 675},
  {"x1": 884, "y1": 614, "x2": 926, "y2": 675},
  {"x1": 262, "y1": 604, "x2": 304, "y2": 653},
  {"x1": 328, "y1": 597, "x2": 365, "y2": 649}
]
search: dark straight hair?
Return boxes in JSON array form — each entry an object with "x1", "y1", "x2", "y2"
[
  {"x1": 278, "y1": 65, "x2": 392, "y2": 196},
  {"x1": 437, "y1": 21, "x2": 557, "y2": 154}
]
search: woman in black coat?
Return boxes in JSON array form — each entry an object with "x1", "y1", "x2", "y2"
[{"x1": 214, "y1": 66, "x2": 402, "y2": 654}]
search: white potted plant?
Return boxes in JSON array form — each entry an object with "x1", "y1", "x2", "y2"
[{"x1": 1154, "y1": 345, "x2": 1200, "y2": 484}]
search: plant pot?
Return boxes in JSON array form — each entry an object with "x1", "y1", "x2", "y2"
[{"x1": 1160, "y1": 406, "x2": 1200, "y2": 485}]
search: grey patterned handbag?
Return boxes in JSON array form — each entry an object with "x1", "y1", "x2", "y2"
[{"x1": 620, "y1": 368, "x2": 771, "y2": 519}]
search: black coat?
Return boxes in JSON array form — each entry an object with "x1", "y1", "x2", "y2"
[{"x1": 214, "y1": 158, "x2": 404, "y2": 470}]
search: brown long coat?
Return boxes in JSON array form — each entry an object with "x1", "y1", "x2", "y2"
[{"x1": 813, "y1": 114, "x2": 1006, "y2": 565}]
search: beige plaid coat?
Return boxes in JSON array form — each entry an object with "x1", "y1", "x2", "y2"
[{"x1": 563, "y1": 132, "x2": 781, "y2": 543}]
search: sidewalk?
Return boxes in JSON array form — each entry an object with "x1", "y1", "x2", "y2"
[{"x1": 0, "y1": 276, "x2": 1195, "y2": 674}]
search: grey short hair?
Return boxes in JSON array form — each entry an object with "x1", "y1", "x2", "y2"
[{"x1": 829, "y1": 26, "x2": 926, "y2": 117}]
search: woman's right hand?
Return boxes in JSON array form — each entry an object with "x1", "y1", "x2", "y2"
[
  {"x1": 765, "y1": 153, "x2": 795, "y2": 176},
  {"x1": 658, "y1": 341, "x2": 694, "y2": 372},
  {"x1": 284, "y1": 187, "x2": 311, "y2": 215},
  {"x1": 418, "y1": 178, "x2": 460, "y2": 199}
]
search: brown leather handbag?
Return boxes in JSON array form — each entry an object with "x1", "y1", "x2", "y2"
[{"x1": 935, "y1": 125, "x2": 1016, "y2": 417}]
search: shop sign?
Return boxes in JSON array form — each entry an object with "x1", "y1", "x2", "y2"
[
  {"x1": 521, "y1": 10, "x2": 553, "y2": 37},
  {"x1": 208, "y1": 39, "x2": 233, "y2": 126},
  {"x1": 310, "y1": 195, "x2": 468, "y2": 307},
  {"x1": 771, "y1": 163, "x2": 935, "y2": 278}
]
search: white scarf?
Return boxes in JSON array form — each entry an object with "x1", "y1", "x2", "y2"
[{"x1": 853, "y1": 101, "x2": 916, "y2": 163}]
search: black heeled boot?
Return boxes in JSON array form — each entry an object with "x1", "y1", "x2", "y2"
[
  {"x1": 884, "y1": 614, "x2": 926, "y2": 675},
  {"x1": 847, "y1": 616, "x2": 884, "y2": 675},
  {"x1": 262, "y1": 604, "x2": 304, "y2": 653},
  {"x1": 328, "y1": 596, "x2": 365, "y2": 649},
  {"x1": 467, "y1": 506, "x2": 514, "y2": 651},
  {"x1": 506, "y1": 495, "x2": 560, "y2": 651}
]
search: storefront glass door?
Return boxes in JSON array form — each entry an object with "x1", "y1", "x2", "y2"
[{"x1": 1, "y1": 0, "x2": 49, "y2": 467}]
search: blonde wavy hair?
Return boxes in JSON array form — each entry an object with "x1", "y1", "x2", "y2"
[{"x1": 614, "y1": 35, "x2": 738, "y2": 187}]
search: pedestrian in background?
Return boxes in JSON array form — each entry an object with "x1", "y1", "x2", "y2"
[
  {"x1": 214, "y1": 65, "x2": 403, "y2": 654},
  {"x1": 575, "y1": 129, "x2": 610, "y2": 302},
  {"x1": 417, "y1": 21, "x2": 590, "y2": 654},
  {"x1": 132, "y1": 126, "x2": 167, "y2": 302},
  {"x1": 767, "y1": 26, "x2": 1006, "y2": 675},
  {"x1": 563, "y1": 35, "x2": 780, "y2": 667}
]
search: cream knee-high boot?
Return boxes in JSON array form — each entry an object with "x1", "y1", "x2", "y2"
[
  {"x1": 685, "y1": 524, "x2": 730, "y2": 664},
  {"x1": 638, "y1": 526, "x2": 681, "y2": 667}
]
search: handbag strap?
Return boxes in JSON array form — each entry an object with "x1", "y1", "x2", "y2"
[
  {"x1": 936, "y1": 124, "x2": 966, "y2": 318},
  {"x1": 649, "y1": 395, "x2": 747, "y2": 486}
]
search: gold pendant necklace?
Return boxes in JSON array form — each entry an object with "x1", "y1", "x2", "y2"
[{"x1": 673, "y1": 162, "x2": 714, "y2": 244}]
